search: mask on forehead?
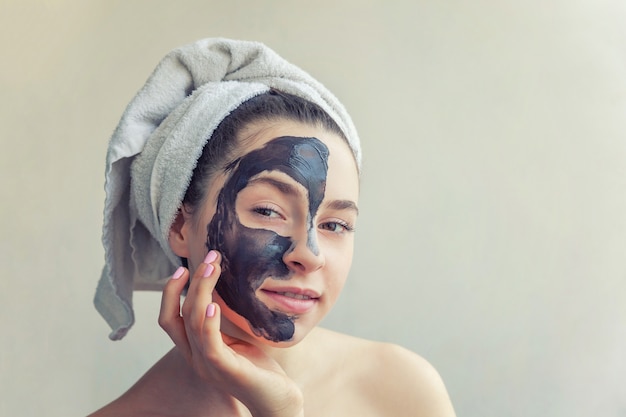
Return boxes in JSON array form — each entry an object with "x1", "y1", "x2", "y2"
[{"x1": 206, "y1": 136, "x2": 329, "y2": 342}]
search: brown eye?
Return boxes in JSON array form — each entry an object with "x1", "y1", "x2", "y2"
[
  {"x1": 253, "y1": 206, "x2": 282, "y2": 219},
  {"x1": 319, "y1": 221, "x2": 354, "y2": 234}
]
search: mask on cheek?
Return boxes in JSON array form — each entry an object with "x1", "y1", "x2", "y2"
[{"x1": 206, "y1": 136, "x2": 329, "y2": 342}]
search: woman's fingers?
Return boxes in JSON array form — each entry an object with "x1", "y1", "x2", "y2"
[
  {"x1": 159, "y1": 266, "x2": 192, "y2": 360},
  {"x1": 180, "y1": 251, "x2": 219, "y2": 310},
  {"x1": 182, "y1": 251, "x2": 220, "y2": 333},
  {"x1": 200, "y1": 301, "x2": 228, "y2": 364},
  {"x1": 179, "y1": 251, "x2": 225, "y2": 370},
  {"x1": 159, "y1": 250, "x2": 223, "y2": 370}
]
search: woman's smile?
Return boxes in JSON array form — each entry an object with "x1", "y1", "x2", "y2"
[{"x1": 259, "y1": 286, "x2": 321, "y2": 315}]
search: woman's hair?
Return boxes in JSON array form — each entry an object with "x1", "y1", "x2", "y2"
[{"x1": 182, "y1": 89, "x2": 347, "y2": 213}]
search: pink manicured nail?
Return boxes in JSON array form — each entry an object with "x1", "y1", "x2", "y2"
[
  {"x1": 202, "y1": 263, "x2": 214, "y2": 278},
  {"x1": 206, "y1": 303, "x2": 216, "y2": 318},
  {"x1": 203, "y1": 250, "x2": 218, "y2": 264},
  {"x1": 172, "y1": 266, "x2": 184, "y2": 280}
]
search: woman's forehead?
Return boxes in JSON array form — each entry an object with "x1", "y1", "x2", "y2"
[{"x1": 237, "y1": 119, "x2": 338, "y2": 153}]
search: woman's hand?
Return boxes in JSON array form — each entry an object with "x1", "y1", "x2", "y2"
[{"x1": 158, "y1": 251, "x2": 304, "y2": 417}]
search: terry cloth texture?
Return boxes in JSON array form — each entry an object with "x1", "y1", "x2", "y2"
[{"x1": 95, "y1": 38, "x2": 361, "y2": 340}]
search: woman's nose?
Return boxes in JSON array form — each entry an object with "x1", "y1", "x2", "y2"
[{"x1": 282, "y1": 232, "x2": 325, "y2": 274}]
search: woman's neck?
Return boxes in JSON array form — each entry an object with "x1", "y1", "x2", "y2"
[{"x1": 217, "y1": 316, "x2": 315, "y2": 381}]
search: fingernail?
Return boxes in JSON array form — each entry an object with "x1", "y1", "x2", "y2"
[
  {"x1": 202, "y1": 263, "x2": 214, "y2": 278},
  {"x1": 206, "y1": 303, "x2": 216, "y2": 318},
  {"x1": 172, "y1": 266, "x2": 184, "y2": 280},
  {"x1": 203, "y1": 250, "x2": 218, "y2": 264}
]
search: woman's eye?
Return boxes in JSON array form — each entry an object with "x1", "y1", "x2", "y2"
[
  {"x1": 253, "y1": 206, "x2": 281, "y2": 219},
  {"x1": 319, "y1": 221, "x2": 354, "y2": 234}
]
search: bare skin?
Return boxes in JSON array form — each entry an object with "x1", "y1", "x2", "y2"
[
  {"x1": 89, "y1": 120, "x2": 456, "y2": 417},
  {"x1": 91, "y1": 327, "x2": 455, "y2": 417}
]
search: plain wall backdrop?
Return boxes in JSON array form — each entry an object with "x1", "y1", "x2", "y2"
[{"x1": 1, "y1": 1, "x2": 625, "y2": 416}]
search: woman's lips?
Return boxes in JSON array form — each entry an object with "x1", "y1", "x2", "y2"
[{"x1": 260, "y1": 289, "x2": 319, "y2": 315}]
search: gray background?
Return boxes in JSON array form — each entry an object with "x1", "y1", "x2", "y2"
[{"x1": 1, "y1": 1, "x2": 625, "y2": 416}]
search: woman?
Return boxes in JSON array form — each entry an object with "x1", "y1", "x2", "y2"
[{"x1": 90, "y1": 38, "x2": 455, "y2": 416}]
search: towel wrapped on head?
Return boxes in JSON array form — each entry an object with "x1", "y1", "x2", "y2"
[{"x1": 95, "y1": 38, "x2": 361, "y2": 340}]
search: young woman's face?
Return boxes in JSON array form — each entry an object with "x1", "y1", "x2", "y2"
[{"x1": 180, "y1": 119, "x2": 359, "y2": 345}]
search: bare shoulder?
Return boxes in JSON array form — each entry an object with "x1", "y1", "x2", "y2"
[
  {"x1": 365, "y1": 342, "x2": 456, "y2": 416},
  {"x1": 310, "y1": 328, "x2": 456, "y2": 417}
]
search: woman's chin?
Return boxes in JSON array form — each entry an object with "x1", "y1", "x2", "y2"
[{"x1": 219, "y1": 308, "x2": 312, "y2": 348}]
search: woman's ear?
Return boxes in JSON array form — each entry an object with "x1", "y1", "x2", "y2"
[{"x1": 168, "y1": 208, "x2": 191, "y2": 258}]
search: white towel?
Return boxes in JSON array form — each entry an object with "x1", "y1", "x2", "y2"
[{"x1": 94, "y1": 38, "x2": 361, "y2": 340}]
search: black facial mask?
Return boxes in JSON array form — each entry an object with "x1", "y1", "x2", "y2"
[{"x1": 206, "y1": 136, "x2": 329, "y2": 342}]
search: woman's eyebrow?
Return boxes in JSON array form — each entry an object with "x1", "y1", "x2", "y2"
[
  {"x1": 247, "y1": 177, "x2": 358, "y2": 214},
  {"x1": 325, "y1": 199, "x2": 359, "y2": 215},
  {"x1": 247, "y1": 177, "x2": 302, "y2": 197}
]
